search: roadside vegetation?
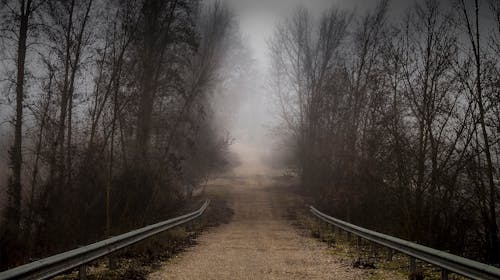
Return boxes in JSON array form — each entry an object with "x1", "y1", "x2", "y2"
[
  {"x1": 0, "y1": 0, "x2": 245, "y2": 269},
  {"x1": 54, "y1": 188, "x2": 234, "y2": 280},
  {"x1": 274, "y1": 175, "x2": 467, "y2": 280},
  {"x1": 270, "y1": 0, "x2": 500, "y2": 264}
]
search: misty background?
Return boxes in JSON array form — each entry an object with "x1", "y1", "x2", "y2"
[
  {"x1": 213, "y1": 0, "x2": 496, "y2": 173},
  {"x1": 0, "y1": 0, "x2": 499, "y2": 272},
  {"x1": 1, "y1": 0, "x2": 495, "y2": 180},
  {"x1": 215, "y1": 0, "x2": 416, "y2": 174}
]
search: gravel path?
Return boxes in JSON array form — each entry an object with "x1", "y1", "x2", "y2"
[{"x1": 148, "y1": 174, "x2": 367, "y2": 279}]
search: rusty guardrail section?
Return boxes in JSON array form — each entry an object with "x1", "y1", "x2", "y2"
[
  {"x1": 310, "y1": 205, "x2": 500, "y2": 280},
  {"x1": 0, "y1": 200, "x2": 210, "y2": 280}
]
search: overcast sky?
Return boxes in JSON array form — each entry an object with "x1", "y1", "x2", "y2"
[
  {"x1": 224, "y1": 0, "x2": 420, "y2": 68},
  {"x1": 219, "y1": 0, "x2": 487, "y2": 171}
]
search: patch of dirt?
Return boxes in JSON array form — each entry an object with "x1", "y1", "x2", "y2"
[
  {"x1": 352, "y1": 259, "x2": 376, "y2": 269},
  {"x1": 148, "y1": 173, "x2": 368, "y2": 279}
]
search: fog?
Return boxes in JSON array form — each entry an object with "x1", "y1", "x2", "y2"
[
  {"x1": 215, "y1": 0, "x2": 495, "y2": 175},
  {"x1": 1, "y1": 0, "x2": 499, "y2": 271},
  {"x1": 216, "y1": 0, "x2": 412, "y2": 173},
  {"x1": 0, "y1": 0, "x2": 488, "y2": 179}
]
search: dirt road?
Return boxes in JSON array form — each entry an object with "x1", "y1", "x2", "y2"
[{"x1": 149, "y1": 174, "x2": 367, "y2": 279}]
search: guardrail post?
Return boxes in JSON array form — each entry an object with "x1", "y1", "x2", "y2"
[
  {"x1": 370, "y1": 242, "x2": 376, "y2": 259},
  {"x1": 356, "y1": 236, "x2": 362, "y2": 259},
  {"x1": 409, "y1": 256, "x2": 416, "y2": 274},
  {"x1": 337, "y1": 227, "x2": 342, "y2": 239},
  {"x1": 441, "y1": 268, "x2": 449, "y2": 280},
  {"x1": 347, "y1": 232, "x2": 352, "y2": 242},
  {"x1": 78, "y1": 264, "x2": 87, "y2": 280},
  {"x1": 108, "y1": 256, "x2": 117, "y2": 270},
  {"x1": 328, "y1": 223, "x2": 334, "y2": 232},
  {"x1": 386, "y1": 248, "x2": 393, "y2": 261}
]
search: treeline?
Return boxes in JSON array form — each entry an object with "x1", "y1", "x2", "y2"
[
  {"x1": 270, "y1": 0, "x2": 500, "y2": 263},
  {"x1": 0, "y1": 0, "x2": 237, "y2": 268}
]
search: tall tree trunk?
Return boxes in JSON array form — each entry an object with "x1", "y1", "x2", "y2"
[
  {"x1": 461, "y1": 0, "x2": 499, "y2": 262},
  {"x1": 53, "y1": 0, "x2": 75, "y2": 190},
  {"x1": 26, "y1": 70, "x2": 53, "y2": 257},
  {"x1": 2, "y1": 0, "x2": 32, "y2": 267},
  {"x1": 5, "y1": 0, "x2": 32, "y2": 242},
  {"x1": 135, "y1": 0, "x2": 178, "y2": 165},
  {"x1": 66, "y1": 88, "x2": 73, "y2": 189}
]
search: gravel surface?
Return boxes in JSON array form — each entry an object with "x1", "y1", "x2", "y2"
[{"x1": 148, "y1": 174, "x2": 369, "y2": 279}]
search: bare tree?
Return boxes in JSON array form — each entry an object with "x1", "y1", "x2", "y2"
[
  {"x1": 269, "y1": 6, "x2": 350, "y2": 195},
  {"x1": 0, "y1": 0, "x2": 43, "y2": 266},
  {"x1": 456, "y1": 0, "x2": 499, "y2": 262},
  {"x1": 270, "y1": 0, "x2": 498, "y2": 262}
]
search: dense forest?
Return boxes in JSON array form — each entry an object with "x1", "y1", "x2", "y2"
[
  {"x1": 0, "y1": 0, "x2": 243, "y2": 268},
  {"x1": 270, "y1": 0, "x2": 500, "y2": 264}
]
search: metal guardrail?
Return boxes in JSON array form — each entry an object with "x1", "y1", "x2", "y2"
[
  {"x1": 310, "y1": 205, "x2": 500, "y2": 280},
  {"x1": 0, "y1": 200, "x2": 210, "y2": 280}
]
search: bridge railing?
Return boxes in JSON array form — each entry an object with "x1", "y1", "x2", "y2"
[
  {"x1": 310, "y1": 205, "x2": 500, "y2": 280},
  {"x1": 0, "y1": 200, "x2": 210, "y2": 280}
]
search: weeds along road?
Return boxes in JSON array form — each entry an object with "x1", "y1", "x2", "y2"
[{"x1": 148, "y1": 173, "x2": 368, "y2": 280}]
